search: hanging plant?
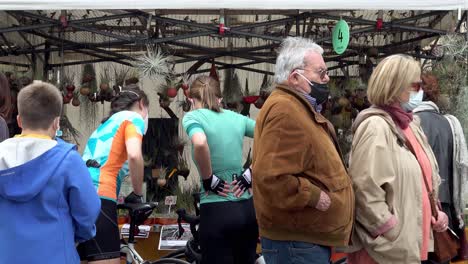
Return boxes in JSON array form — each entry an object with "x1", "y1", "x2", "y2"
[
  {"x1": 180, "y1": 73, "x2": 190, "y2": 91},
  {"x1": 209, "y1": 62, "x2": 219, "y2": 81},
  {"x1": 71, "y1": 92, "x2": 80, "y2": 107},
  {"x1": 99, "y1": 68, "x2": 111, "y2": 92},
  {"x1": 63, "y1": 72, "x2": 76, "y2": 93},
  {"x1": 80, "y1": 87, "x2": 91, "y2": 96},
  {"x1": 114, "y1": 66, "x2": 130, "y2": 86},
  {"x1": 97, "y1": 68, "x2": 114, "y2": 102},
  {"x1": 259, "y1": 73, "x2": 272, "y2": 100},
  {"x1": 135, "y1": 45, "x2": 171, "y2": 84},
  {"x1": 81, "y1": 64, "x2": 98, "y2": 102},
  {"x1": 167, "y1": 87, "x2": 178, "y2": 98},
  {"x1": 59, "y1": 114, "x2": 81, "y2": 145},
  {"x1": 242, "y1": 77, "x2": 260, "y2": 104},
  {"x1": 160, "y1": 78, "x2": 179, "y2": 100},
  {"x1": 223, "y1": 69, "x2": 243, "y2": 112},
  {"x1": 178, "y1": 98, "x2": 191, "y2": 112},
  {"x1": 176, "y1": 154, "x2": 190, "y2": 181},
  {"x1": 125, "y1": 69, "x2": 140, "y2": 85},
  {"x1": 112, "y1": 65, "x2": 130, "y2": 94}
]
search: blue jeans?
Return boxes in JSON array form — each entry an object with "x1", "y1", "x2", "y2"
[{"x1": 261, "y1": 237, "x2": 331, "y2": 264}]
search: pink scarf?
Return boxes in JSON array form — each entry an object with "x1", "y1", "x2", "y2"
[{"x1": 379, "y1": 103, "x2": 413, "y2": 129}]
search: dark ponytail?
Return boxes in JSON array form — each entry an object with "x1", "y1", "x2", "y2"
[{"x1": 101, "y1": 84, "x2": 149, "y2": 123}]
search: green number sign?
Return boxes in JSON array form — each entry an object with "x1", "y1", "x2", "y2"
[{"x1": 332, "y1": 19, "x2": 350, "y2": 55}]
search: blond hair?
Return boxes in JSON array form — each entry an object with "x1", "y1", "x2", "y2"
[
  {"x1": 18, "y1": 81, "x2": 62, "y2": 130},
  {"x1": 367, "y1": 54, "x2": 421, "y2": 106},
  {"x1": 189, "y1": 76, "x2": 222, "y2": 112}
]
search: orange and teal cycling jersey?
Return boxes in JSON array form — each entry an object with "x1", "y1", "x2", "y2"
[{"x1": 82, "y1": 111, "x2": 145, "y2": 201}]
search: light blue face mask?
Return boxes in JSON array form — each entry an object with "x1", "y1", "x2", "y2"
[
  {"x1": 55, "y1": 129, "x2": 63, "y2": 138},
  {"x1": 401, "y1": 89, "x2": 424, "y2": 112}
]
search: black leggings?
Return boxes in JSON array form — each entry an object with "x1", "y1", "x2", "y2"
[{"x1": 199, "y1": 198, "x2": 259, "y2": 264}]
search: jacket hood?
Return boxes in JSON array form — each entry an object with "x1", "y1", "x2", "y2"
[
  {"x1": 413, "y1": 101, "x2": 440, "y2": 113},
  {"x1": 352, "y1": 106, "x2": 407, "y2": 144},
  {"x1": 0, "y1": 138, "x2": 75, "y2": 202}
]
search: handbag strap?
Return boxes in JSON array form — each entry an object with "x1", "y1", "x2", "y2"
[{"x1": 404, "y1": 136, "x2": 440, "y2": 219}]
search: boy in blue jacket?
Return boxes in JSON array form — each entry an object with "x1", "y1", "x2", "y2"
[{"x1": 0, "y1": 81, "x2": 101, "y2": 263}]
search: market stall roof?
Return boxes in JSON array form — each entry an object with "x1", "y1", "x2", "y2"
[
  {"x1": 1, "y1": 0, "x2": 467, "y2": 11},
  {"x1": 0, "y1": 7, "x2": 465, "y2": 78}
]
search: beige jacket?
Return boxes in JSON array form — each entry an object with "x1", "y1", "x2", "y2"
[{"x1": 349, "y1": 107, "x2": 440, "y2": 264}]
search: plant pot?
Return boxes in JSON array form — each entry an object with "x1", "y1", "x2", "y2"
[
  {"x1": 66, "y1": 84, "x2": 75, "y2": 93},
  {"x1": 100, "y1": 83, "x2": 110, "y2": 91},
  {"x1": 183, "y1": 89, "x2": 190, "y2": 98},
  {"x1": 167, "y1": 87, "x2": 178, "y2": 98},
  {"x1": 125, "y1": 77, "x2": 139, "y2": 85},
  {"x1": 80, "y1": 87, "x2": 90, "y2": 96},
  {"x1": 63, "y1": 95, "x2": 71, "y2": 104},
  {"x1": 72, "y1": 97, "x2": 80, "y2": 107},
  {"x1": 157, "y1": 178, "x2": 167, "y2": 187}
]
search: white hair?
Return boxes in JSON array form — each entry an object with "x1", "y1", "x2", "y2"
[{"x1": 274, "y1": 37, "x2": 324, "y2": 83}]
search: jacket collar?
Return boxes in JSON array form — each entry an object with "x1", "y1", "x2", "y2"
[
  {"x1": 352, "y1": 105, "x2": 407, "y2": 145},
  {"x1": 275, "y1": 82, "x2": 328, "y2": 124},
  {"x1": 275, "y1": 83, "x2": 347, "y2": 171},
  {"x1": 413, "y1": 101, "x2": 440, "y2": 114}
]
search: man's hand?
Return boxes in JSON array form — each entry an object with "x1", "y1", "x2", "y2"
[
  {"x1": 232, "y1": 168, "x2": 252, "y2": 198},
  {"x1": 315, "y1": 191, "x2": 331, "y2": 211},
  {"x1": 202, "y1": 174, "x2": 231, "y2": 197},
  {"x1": 432, "y1": 210, "x2": 449, "y2": 232}
]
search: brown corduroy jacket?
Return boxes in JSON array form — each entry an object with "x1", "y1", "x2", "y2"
[{"x1": 252, "y1": 83, "x2": 354, "y2": 246}]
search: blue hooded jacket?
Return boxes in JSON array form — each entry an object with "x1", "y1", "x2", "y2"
[{"x1": 0, "y1": 137, "x2": 101, "y2": 263}]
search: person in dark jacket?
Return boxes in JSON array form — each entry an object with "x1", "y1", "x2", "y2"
[
  {"x1": 0, "y1": 73, "x2": 11, "y2": 142},
  {"x1": 413, "y1": 75, "x2": 468, "y2": 263}
]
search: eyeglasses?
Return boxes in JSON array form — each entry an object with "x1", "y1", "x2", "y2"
[
  {"x1": 411, "y1": 81, "x2": 423, "y2": 91},
  {"x1": 298, "y1": 68, "x2": 329, "y2": 79}
]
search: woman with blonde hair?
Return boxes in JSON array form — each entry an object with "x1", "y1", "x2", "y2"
[
  {"x1": 182, "y1": 75, "x2": 258, "y2": 264},
  {"x1": 347, "y1": 54, "x2": 449, "y2": 264}
]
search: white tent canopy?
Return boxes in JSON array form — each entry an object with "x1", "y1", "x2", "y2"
[{"x1": 0, "y1": 0, "x2": 467, "y2": 10}]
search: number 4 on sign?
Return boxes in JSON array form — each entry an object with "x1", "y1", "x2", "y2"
[{"x1": 338, "y1": 30, "x2": 343, "y2": 42}]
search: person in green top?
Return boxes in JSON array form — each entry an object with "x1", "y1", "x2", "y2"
[{"x1": 182, "y1": 75, "x2": 258, "y2": 264}]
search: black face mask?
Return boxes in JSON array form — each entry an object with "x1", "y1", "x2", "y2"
[
  {"x1": 296, "y1": 72, "x2": 330, "y2": 105},
  {"x1": 308, "y1": 81, "x2": 330, "y2": 105}
]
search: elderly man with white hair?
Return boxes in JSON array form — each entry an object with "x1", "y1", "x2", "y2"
[{"x1": 252, "y1": 37, "x2": 354, "y2": 264}]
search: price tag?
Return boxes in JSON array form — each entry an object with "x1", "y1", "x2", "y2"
[{"x1": 165, "y1": 196, "x2": 177, "y2": 206}]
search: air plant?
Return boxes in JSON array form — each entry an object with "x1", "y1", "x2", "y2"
[
  {"x1": 135, "y1": 45, "x2": 171, "y2": 84},
  {"x1": 99, "y1": 68, "x2": 113, "y2": 102},
  {"x1": 112, "y1": 65, "x2": 130, "y2": 94},
  {"x1": 125, "y1": 69, "x2": 140, "y2": 86},
  {"x1": 223, "y1": 69, "x2": 243, "y2": 112},
  {"x1": 157, "y1": 167, "x2": 168, "y2": 187},
  {"x1": 81, "y1": 64, "x2": 98, "y2": 99}
]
